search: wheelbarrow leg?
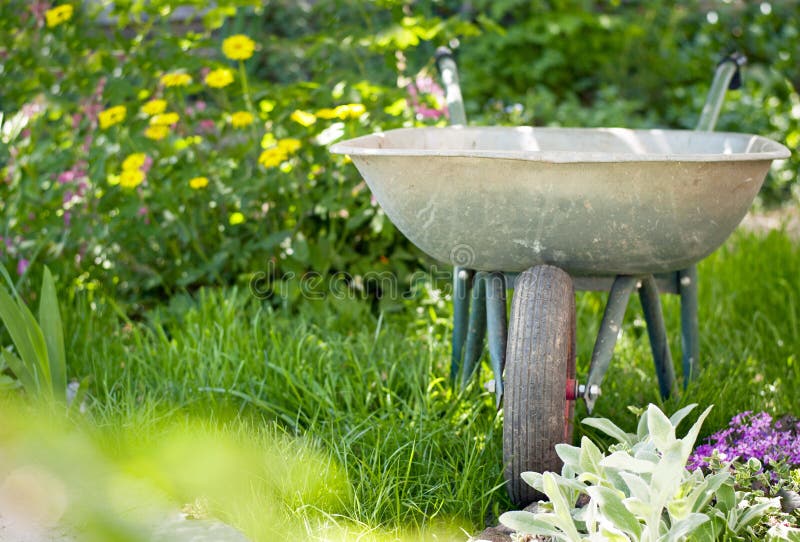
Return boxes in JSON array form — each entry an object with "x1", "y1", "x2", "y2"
[
  {"x1": 450, "y1": 267, "x2": 474, "y2": 382},
  {"x1": 639, "y1": 275, "x2": 676, "y2": 400},
  {"x1": 585, "y1": 275, "x2": 638, "y2": 413},
  {"x1": 679, "y1": 265, "x2": 700, "y2": 385},
  {"x1": 484, "y1": 271, "x2": 507, "y2": 407},
  {"x1": 461, "y1": 273, "x2": 487, "y2": 386}
]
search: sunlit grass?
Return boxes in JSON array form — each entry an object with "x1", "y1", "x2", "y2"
[{"x1": 2, "y1": 229, "x2": 798, "y2": 539}]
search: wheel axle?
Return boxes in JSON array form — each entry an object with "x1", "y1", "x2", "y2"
[{"x1": 566, "y1": 379, "x2": 601, "y2": 402}]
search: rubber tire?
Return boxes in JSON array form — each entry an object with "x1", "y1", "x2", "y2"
[{"x1": 503, "y1": 264, "x2": 576, "y2": 507}]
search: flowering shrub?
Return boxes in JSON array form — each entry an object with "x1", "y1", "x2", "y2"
[
  {"x1": 0, "y1": 1, "x2": 462, "y2": 302},
  {"x1": 689, "y1": 411, "x2": 800, "y2": 471}
]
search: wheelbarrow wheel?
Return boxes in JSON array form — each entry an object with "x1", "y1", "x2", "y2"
[{"x1": 503, "y1": 264, "x2": 576, "y2": 506}]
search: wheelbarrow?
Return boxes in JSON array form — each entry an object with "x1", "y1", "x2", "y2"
[{"x1": 330, "y1": 50, "x2": 790, "y2": 506}]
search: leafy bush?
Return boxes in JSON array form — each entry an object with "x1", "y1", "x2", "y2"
[{"x1": 500, "y1": 404, "x2": 800, "y2": 541}]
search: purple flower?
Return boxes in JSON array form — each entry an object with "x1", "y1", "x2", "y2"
[
  {"x1": 688, "y1": 411, "x2": 800, "y2": 471},
  {"x1": 17, "y1": 258, "x2": 29, "y2": 276}
]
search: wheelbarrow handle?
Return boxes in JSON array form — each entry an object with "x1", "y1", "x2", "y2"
[
  {"x1": 435, "y1": 47, "x2": 468, "y2": 126},
  {"x1": 695, "y1": 52, "x2": 747, "y2": 131}
]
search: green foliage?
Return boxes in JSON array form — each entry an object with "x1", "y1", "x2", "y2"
[
  {"x1": 0, "y1": 267, "x2": 67, "y2": 402},
  {"x1": 501, "y1": 404, "x2": 799, "y2": 541},
  {"x1": 0, "y1": 230, "x2": 787, "y2": 537},
  {"x1": 1, "y1": 1, "x2": 797, "y2": 305},
  {"x1": 456, "y1": 1, "x2": 800, "y2": 203},
  {"x1": 0, "y1": 1, "x2": 462, "y2": 302}
]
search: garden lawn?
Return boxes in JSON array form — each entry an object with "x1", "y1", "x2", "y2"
[{"x1": 2, "y1": 229, "x2": 799, "y2": 540}]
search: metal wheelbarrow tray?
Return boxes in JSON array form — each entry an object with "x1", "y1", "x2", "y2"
[
  {"x1": 331, "y1": 126, "x2": 787, "y2": 275},
  {"x1": 330, "y1": 51, "x2": 791, "y2": 507}
]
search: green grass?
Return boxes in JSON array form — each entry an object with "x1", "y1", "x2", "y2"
[{"x1": 2, "y1": 229, "x2": 799, "y2": 540}]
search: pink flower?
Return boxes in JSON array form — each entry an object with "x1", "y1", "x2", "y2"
[
  {"x1": 198, "y1": 119, "x2": 216, "y2": 133},
  {"x1": 29, "y1": 1, "x2": 48, "y2": 27},
  {"x1": 17, "y1": 258, "x2": 29, "y2": 276}
]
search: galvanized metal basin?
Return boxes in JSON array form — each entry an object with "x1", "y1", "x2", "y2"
[{"x1": 330, "y1": 127, "x2": 790, "y2": 274}]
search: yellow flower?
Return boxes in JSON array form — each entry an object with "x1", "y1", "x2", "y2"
[
  {"x1": 277, "y1": 138, "x2": 301, "y2": 153},
  {"x1": 229, "y1": 212, "x2": 245, "y2": 225},
  {"x1": 222, "y1": 34, "x2": 256, "y2": 61},
  {"x1": 98, "y1": 105, "x2": 126, "y2": 129},
  {"x1": 119, "y1": 169, "x2": 145, "y2": 189},
  {"x1": 189, "y1": 176, "x2": 209, "y2": 189},
  {"x1": 334, "y1": 103, "x2": 366, "y2": 119},
  {"x1": 160, "y1": 72, "x2": 192, "y2": 87},
  {"x1": 315, "y1": 108, "x2": 338, "y2": 119},
  {"x1": 144, "y1": 125, "x2": 169, "y2": 140},
  {"x1": 290, "y1": 110, "x2": 316, "y2": 127},
  {"x1": 46, "y1": 4, "x2": 73, "y2": 28},
  {"x1": 205, "y1": 68, "x2": 234, "y2": 88},
  {"x1": 141, "y1": 99, "x2": 167, "y2": 116},
  {"x1": 258, "y1": 147, "x2": 288, "y2": 168},
  {"x1": 230, "y1": 111, "x2": 254, "y2": 129},
  {"x1": 150, "y1": 112, "x2": 179, "y2": 126},
  {"x1": 260, "y1": 133, "x2": 277, "y2": 149},
  {"x1": 122, "y1": 153, "x2": 147, "y2": 171},
  {"x1": 174, "y1": 135, "x2": 202, "y2": 151}
]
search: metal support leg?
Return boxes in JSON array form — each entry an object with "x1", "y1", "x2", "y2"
[
  {"x1": 639, "y1": 275, "x2": 676, "y2": 399},
  {"x1": 585, "y1": 275, "x2": 638, "y2": 413},
  {"x1": 484, "y1": 272, "x2": 507, "y2": 407},
  {"x1": 461, "y1": 273, "x2": 487, "y2": 386},
  {"x1": 450, "y1": 267, "x2": 473, "y2": 382},
  {"x1": 679, "y1": 265, "x2": 700, "y2": 386}
]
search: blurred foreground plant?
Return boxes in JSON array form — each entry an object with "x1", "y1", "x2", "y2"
[
  {"x1": 0, "y1": 267, "x2": 67, "y2": 402},
  {"x1": 0, "y1": 266, "x2": 89, "y2": 409}
]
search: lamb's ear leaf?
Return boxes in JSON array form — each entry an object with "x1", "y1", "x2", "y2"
[
  {"x1": 582, "y1": 417, "x2": 633, "y2": 446},
  {"x1": 668, "y1": 404, "x2": 697, "y2": 429},
  {"x1": 499, "y1": 511, "x2": 563, "y2": 539}
]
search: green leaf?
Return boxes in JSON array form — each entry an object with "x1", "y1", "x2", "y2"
[
  {"x1": 661, "y1": 513, "x2": 710, "y2": 542},
  {"x1": 556, "y1": 443, "x2": 581, "y2": 469},
  {"x1": 601, "y1": 452, "x2": 655, "y2": 474},
  {"x1": 619, "y1": 471, "x2": 650, "y2": 502},
  {"x1": 646, "y1": 403, "x2": 676, "y2": 452},
  {"x1": 668, "y1": 404, "x2": 697, "y2": 429},
  {"x1": 734, "y1": 499, "x2": 779, "y2": 532},
  {"x1": 579, "y1": 436, "x2": 605, "y2": 475},
  {"x1": 16, "y1": 291, "x2": 51, "y2": 387},
  {"x1": 623, "y1": 496, "x2": 654, "y2": 518},
  {"x1": 542, "y1": 472, "x2": 583, "y2": 541},
  {"x1": 0, "y1": 373, "x2": 21, "y2": 391},
  {"x1": 499, "y1": 511, "x2": 562, "y2": 538},
  {"x1": 680, "y1": 405, "x2": 714, "y2": 459},
  {"x1": 39, "y1": 267, "x2": 66, "y2": 401},
  {"x1": 0, "y1": 286, "x2": 44, "y2": 392},
  {"x1": 521, "y1": 471, "x2": 544, "y2": 492},
  {"x1": 2, "y1": 350, "x2": 34, "y2": 392},
  {"x1": 715, "y1": 482, "x2": 736, "y2": 513},
  {"x1": 687, "y1": 471, "x2": 730, "y2": 514},
  {"x1": 586, "y1": 485, "x2": 642, "y2": 538},
  {"x1": 583, "y1": 416, "x2": 633, "y2": 446}
]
